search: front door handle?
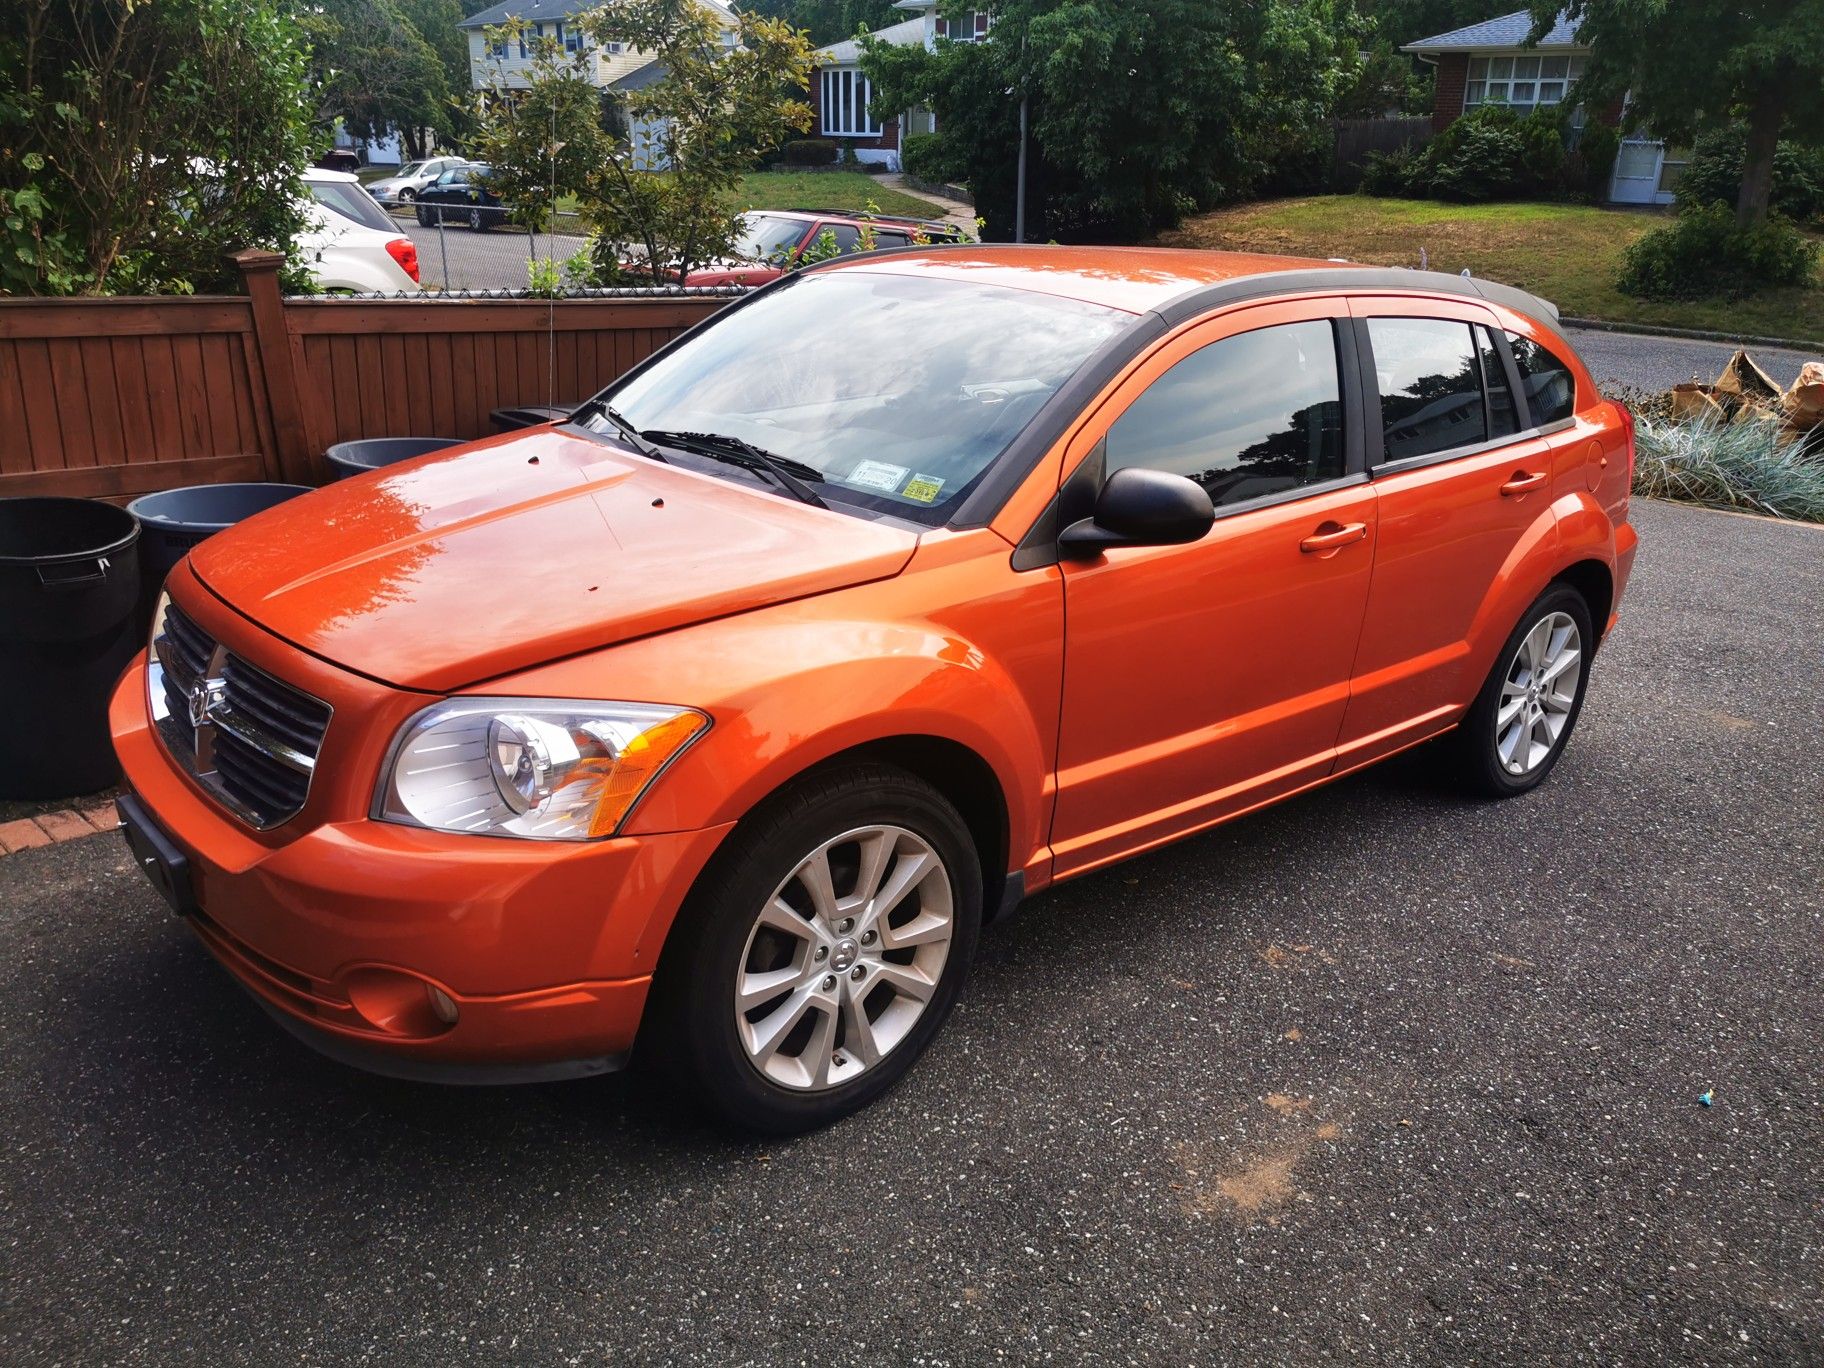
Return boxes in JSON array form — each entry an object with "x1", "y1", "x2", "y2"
[
  {"x1": 1499, "y1": 470, "x2": 1548, "y2": 497},
  {"x1": 1298, "y1": 521, "x2": 1368, "y2": 553}
]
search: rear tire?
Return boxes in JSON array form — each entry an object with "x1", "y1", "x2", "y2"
[
  {"x1": 1448, "y1": 583, "x2": 1594, "y2": 798},
  {"x1": 648, "y1": 763, "x2": 982, "y2": 1134}
]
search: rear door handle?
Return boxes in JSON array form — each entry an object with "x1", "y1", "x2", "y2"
[
  {"x1": 1499, "y1": 470, "x2": 1548, "y2": 497},
  {"x1": 1298, "y1": 521, "x2": 1368, "y2": 553}
]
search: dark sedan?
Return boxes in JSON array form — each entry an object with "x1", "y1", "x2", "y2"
[{"x1": 414, "y1": 164, "x2": 509, "y2": 231}]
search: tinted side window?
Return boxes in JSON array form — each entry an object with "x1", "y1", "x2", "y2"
[
  {"x1": 1477, "y1": 325, "x2": 1520, "y2": 438},
  {"x1": 1368, "y1": 318, "x2": 1486, "y2": 461},
  {"x1": 824, "y1": 224, "x2": 864, "y2": 254},
  {"x1": 1105, "y1": 320, "x2": 1345, "y2": 508},
  {"x1": 1507, "y1": 332, "x2": 1576, "y2": 425}
]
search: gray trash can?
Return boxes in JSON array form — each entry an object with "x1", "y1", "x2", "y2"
[
  {"x1": 127, "y1": 482, "x2": 313, "y2": 595},
  {"x1": 325, "y1": 437, "x2": 465, "y2": 480}
]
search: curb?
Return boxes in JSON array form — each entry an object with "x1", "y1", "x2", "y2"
[
  {"x1": 0, "y1": 803, "x2": 120, "y2": 857},
  {"x1": 1561, "y1": 316, "x2": 1824, "y2": 354}
]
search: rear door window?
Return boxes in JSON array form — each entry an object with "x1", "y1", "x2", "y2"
[
  {"x1": 1105, "y1": 319, "x2": 1346, "y2": 508},
  {"x1": 1367, "y1": 318, "x2": 1488, "y2": 461},
  {"x1": 1507, "y1": 332, "x2": 1576, "y2": 425}
]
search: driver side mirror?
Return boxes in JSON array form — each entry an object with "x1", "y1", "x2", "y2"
[{"x1": 1057, "y1": 466, "x2": 1214, "y2": 559}]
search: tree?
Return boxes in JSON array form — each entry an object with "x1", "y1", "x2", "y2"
[
  {"x1": 472, "y1": 25, "x2": 617, "y2": 233},
  {"x1": 307, "y1": 0, "x2": 451, "y2": 159},
  {"x1": 474, "y1": 0, "x2": 813, "y2": 286},
  {"x1": 398, "y1": 0, "x2": 478, "y2": 147},
  {"x1": 742, "y1": 1, "x2": 900, "y2": 48},
  {"x1": 1531, "y1": 0, "x2": 1824, "y2": 227},
  {"x1": 863, "y1": 1, "x2": 1354, "y2": 243},
  {"x1": 0, "y1": 0, "x2": 317, "y2": 296}
]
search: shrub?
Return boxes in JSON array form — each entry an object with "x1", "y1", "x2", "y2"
[
  {"x1": 1675, "y1": 126, "x2": 1824, "y2": 226},
  {"x1": 1357, "y1": 144, "x2": 1418, "y2": 197},
  {"x1": 1415, "y1": 106, "x2": 1532, "y2": 201},
  {"x1": 1633, "y1": 415, "x2": 1824, "y2": 522},
  {"x1": 901, "y1": 132, "x2": 962, "y2": 185},
  {"x1": 1572, "y1": 120, "x2": 1620, "y2": 202},
  {"x1": 780, "y1": 138, "x2": 837, "y2": 166},
  {"x1": 1618, "y1": 203, "x2": 1820, "y2": 300}
]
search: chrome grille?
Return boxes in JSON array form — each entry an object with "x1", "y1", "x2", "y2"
[{"x1": 148, "y1": 601, "x2": 333, "y2": 829}]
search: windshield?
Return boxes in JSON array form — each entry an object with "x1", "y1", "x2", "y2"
[
  {"x1": 591, "y1": 271, "x2": 1131, "y2": 524},
  {"x1": 732, "y1": 213, "x2": 811, "y2": 263},
  {"x1": 396, "y1": 161, "x2": 427, "y2": 178},
  {"x1": 308, "y1": 180, "x2": 396, "y2": 233}
]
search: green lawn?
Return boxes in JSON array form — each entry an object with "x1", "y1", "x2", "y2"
[
  {"x1": 1159, "y1": 196, "x2": 1824, "y2": 343},
  {"x1": 736, "y1": 171, "x2": 943, "y2": 218}
]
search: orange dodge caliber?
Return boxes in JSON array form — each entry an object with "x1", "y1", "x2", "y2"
[{"x1": 112, "y1": 247, "x2": 1638, "y2": 1132}]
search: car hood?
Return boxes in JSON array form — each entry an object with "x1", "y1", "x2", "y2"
[{"x1": 189, "y1": 428, "x2": 919, "y2": 692}]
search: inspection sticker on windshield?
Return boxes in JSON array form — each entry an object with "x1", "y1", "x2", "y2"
[
  {"x1": 901, "y1": 474, "x2": 946, "y2": 503},
  {"x1": 848, "y1": 460, "x2": 909, "y2": 492}
]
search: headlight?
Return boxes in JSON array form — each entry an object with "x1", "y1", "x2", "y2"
[{"x1": 376, "y1": 699, "x2": 708, "y2": 840}]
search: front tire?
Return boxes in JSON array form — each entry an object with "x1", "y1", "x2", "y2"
[
  {"x1": 467, "y1": 206, "x2": 485, "y2": 232},
  {"x1": 397, "y1": 188, "x2": 416, "y2": 204},
  {"x1": 651, "y1": 764, "x2": 982, "y2": 1133},
  {"x1": 416, "y1": 206, "x2": 433, "y2": 227},
  {"x1": 1450, "y1": 583, "x2": 1594, "y2": 797}
]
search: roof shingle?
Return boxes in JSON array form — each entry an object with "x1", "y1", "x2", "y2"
[{"x1": 1402, "y1": 8, "x2": 1581, "y2": 53}]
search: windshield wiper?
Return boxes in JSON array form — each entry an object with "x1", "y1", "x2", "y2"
[
  {"x1": 642, "y1": 429, "x2": 828, "y2": 508},
  {"x1": 571, "y1": 397, "x2": 665, "y2": 462}
]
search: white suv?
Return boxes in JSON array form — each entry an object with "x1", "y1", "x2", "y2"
[
  {"x1": 365, "y1": 156, "x2": 470, "y2": 208},
  {"x1": 299, "y1": 169, "x2": 424, "y2": 294}
]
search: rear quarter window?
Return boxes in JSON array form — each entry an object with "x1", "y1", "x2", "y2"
[{"x1": 1507, "y1": 333, "x2": 1576, "y2": 425}]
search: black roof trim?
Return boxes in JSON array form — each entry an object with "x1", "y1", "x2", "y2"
[{"x1": 804, "y1": 243, "x2": 1565, "y2": 343}]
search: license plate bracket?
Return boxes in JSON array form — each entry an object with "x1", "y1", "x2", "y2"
[{"x1": 117, "y1": 792, "x2": 197, "y2": 917}]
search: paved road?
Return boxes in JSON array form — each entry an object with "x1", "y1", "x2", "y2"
[
  {"x1": 3, "y1": 500, "x2": 1821, "y2": 1364},
  {"x1": 401, "y1": 218, "x2": 590, "y2": 292},
  {"x1": 1565, "y1": 327, "x2": 1816, "y2": 394}
]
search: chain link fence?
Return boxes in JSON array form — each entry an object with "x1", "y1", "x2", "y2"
[{"x1": 386, "y1": 204, "x2": 593, "y2": 293}]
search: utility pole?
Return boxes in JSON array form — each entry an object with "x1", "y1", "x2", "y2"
[{"x1": 1015, "y1": 93, "x2": 1027, "y2": 244}]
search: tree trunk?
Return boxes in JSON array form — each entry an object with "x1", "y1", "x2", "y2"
[{"x1": 1735, "y1": 92, "x2": 1783, "y2": 228}]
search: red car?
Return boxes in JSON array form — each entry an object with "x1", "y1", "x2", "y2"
[{"x1": 682, "y1": 209, "x2": 967, "y2": 286}]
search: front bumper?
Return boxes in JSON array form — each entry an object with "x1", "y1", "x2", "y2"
[{"x1": 110, "y1": 654, "x2": 732, "y2": 1079}]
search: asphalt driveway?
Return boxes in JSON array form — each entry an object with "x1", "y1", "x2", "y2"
[{"x1": 2, "y1": 499, "x2": 1820, "y2": 1365}]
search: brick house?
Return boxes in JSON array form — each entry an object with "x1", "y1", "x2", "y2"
[
  {"x1": 808, "y1": 1, "x2": 990, "y2": 170},
  {"x1": 1403, "y1": 8, "x2": 1684, "y2": 205}
]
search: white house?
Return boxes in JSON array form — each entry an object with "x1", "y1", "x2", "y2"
[
  {"x1": 809, "y1": 1, "x2": 991, "y2": 171},
  {"x1": 458, "y1": 0, "x2": 738, "y2": 169}
]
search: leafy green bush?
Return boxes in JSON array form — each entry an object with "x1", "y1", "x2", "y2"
[
  {"x1": 1357, "y1": 144, "x2": 1418, "y2": 197},
  {"x1": 1675, "y1": 126, "x2": 1824, "y2": 226},
  {"x1": 1414, "y1": 106, "x2": 1532, "y2": 201},
  {"x1": 1359, "y1": 105, "x2": 1606, "y2": 205},
  {"x1": 1572, "y1": 120, "x2": 1620, "y2": 202},
  {"x1": 1617, "y1": 203, "x2": 1819, "y2": 299},
  {"x1": 901, "y1": 132, "x2": 961, "y2": 185},
  {"x1": 780, "y1": 138, "x2": 838, "y2": 166},
  {"x1": 1633, "y1": 415, "x2": 1824, "y2": 522}
]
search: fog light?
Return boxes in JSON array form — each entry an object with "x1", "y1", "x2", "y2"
[{"x1": 426, "y1": 984, "x2": 459, "y2": 1025}]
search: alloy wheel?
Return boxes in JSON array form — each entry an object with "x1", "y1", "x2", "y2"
[
  {"x1": 1496, "y1": 610, "x2": 1582, "y2": 776},
  {"x1": 734, "y1": 825, "x2": 954, "y2": 1092}
]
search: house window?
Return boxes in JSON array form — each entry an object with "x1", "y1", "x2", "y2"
[
  {"x1": 488, "y1": 35, "x2": 507, "y2": 58},
  {"x1": 821, "y1": 67, "x2": 882, "y2": 138},
  {"x1": 1465, "y1": 54, "x2": 1587, "y2": 117},
  {"x1": 935, "y1": 11, "x2": 990, "y2": 42}
]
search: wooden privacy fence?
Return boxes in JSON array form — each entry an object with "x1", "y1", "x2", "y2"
[
  {"x1": 0, "y1": 251, "x2": 736, "y2": 500},
  {"x1": 1331, "y1": 117, "x2": 1433, "y2": 190}
]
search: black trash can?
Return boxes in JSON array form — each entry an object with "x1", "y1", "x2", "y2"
[
  {"x1": 325, "y1": 437, "x2": 465, "y2": 480},
  {"x1": 0, "y1": 497, "x2": 142, "y2": 799},
  {"x1": 490, "y1": 403, "x2": 577, "y2": 433},
  {"x1": 127, "y1": 482, "x2": 313, "y2": 597}
]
